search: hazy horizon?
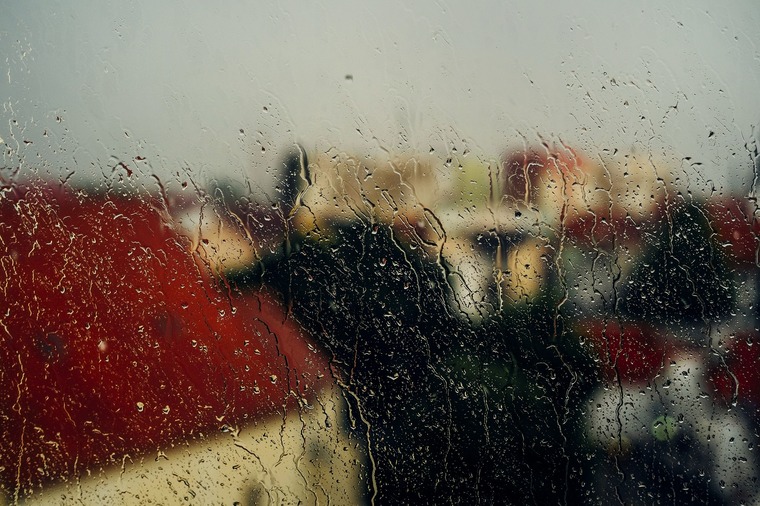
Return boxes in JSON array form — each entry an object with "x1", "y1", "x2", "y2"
[{"x1": 2, "y1": 0, "x2": 759, "y2": 198}]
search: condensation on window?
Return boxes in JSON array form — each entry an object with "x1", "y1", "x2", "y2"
[{"x1": 2, "y1": 2, "x2": 760, "y2": 505}]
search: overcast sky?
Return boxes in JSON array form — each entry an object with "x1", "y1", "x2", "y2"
[{"x1": 2, "y1": 0, "x2": 759, "y2": 196}]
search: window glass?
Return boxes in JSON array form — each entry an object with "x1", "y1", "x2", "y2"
[{"x1": 2, "y1": 1, "x2": 760, "y2": 504}]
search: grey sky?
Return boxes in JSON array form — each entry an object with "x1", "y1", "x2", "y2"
[{"x1": 2, "y1": 0, "x2": 759, "y2": 196}]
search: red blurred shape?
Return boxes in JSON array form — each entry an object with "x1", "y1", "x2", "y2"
[
  {"x1": 0, "y1": 182, "x2": 328, "y2": 493},
  {"x1": 578, "y1": 319, "x2": 673, "y2": 384},
  {"x1": 501, "y1": 145, "x2": 581, "y2": 205}
]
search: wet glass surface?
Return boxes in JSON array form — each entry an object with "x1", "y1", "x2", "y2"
[{"x1": 2, "y1": 2, "x2": 760, "y2": 504}]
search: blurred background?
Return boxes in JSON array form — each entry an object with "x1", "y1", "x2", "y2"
[{"x1": 3, "y1": 1, "x2": 760, "y2": 505}]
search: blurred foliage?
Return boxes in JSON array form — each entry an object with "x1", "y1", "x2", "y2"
[
  {"x1": 232, "y1": 221, "x2": 598, "y2": 503},
  {"x1": 623, "y1": 200, "x2": 735, "y2": 324}
]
